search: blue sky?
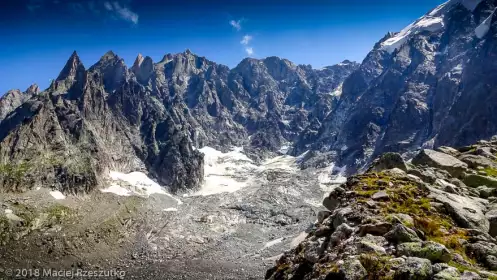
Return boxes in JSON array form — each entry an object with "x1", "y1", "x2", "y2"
[{"x1": 0, "y1": 0, "x2": 445, "y2": 93}]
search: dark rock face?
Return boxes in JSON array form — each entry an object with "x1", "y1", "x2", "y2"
[
  {"x1": 0, "y1": 51, "x2": 357, "y2": 194},
  {"x1": 295, "y1": 0, "x2": 497, "y2": 173}
]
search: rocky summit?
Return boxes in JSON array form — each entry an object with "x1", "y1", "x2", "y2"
[{"x1": 266, "y1": 137, "x2": 497, "y2": 280}]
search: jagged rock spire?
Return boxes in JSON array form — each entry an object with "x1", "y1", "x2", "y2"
[
  {"x1": 56, "y1": 51, "x2": 85, "y2": 82},
  {"x1": 25, "y1": 84, "x2": 40, "y2": 95}
]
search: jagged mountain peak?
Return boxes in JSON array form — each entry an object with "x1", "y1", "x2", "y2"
[
  {"x1": 56, "y1": 50, "x2": 85, "y2": 82},
  {"x1": 25, "y1": 84, "x2": 40, "y2": 95}
]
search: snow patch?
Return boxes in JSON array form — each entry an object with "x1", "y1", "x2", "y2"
[
  {"x1": 50, "y1": 191, "x2": 66, "y2": 200},
  {"x1": 103, "y1": 171, "x2": 183, "y2": 205},
  {"x1": 101, "y1": 185, "x2": 132, "y2": 196},
  {"x1": 476, "y1": 9, "x2": 496, "y2": 39},
  {"x1": 192, "y1": 146, "x2": 300, "y2": 196},
  {"x1": 163, "y1": 208, "x2": 178, "y2": 212},
  {"x1": 264, "y1": 237, "x2": 284, "y2": 248},
  {"x1": 193, "y1": 146, "x2": 258, "y2": 196},
  {"x1": 4, "y1": 209, "x2": 13, "y2": 214},
  {"x1": 382, "y1": 16, "x2": 444, "y2": 53},
  {"x1": 278, "y1": 144, "x2": 290, "y2": 155}
]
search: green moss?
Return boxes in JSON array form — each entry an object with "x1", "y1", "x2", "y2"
[
  {"x1": 45, "y1": 204, "x2": 73, "y2": 223},
  {"x1": 484, "y1": 167, "x2": 497, "y2": 178},
  {"x1": 353, "y1": 172, "x2": 477, "y2": 265},
  {"x1": 359, "y1": 253, "x2": 394, "y2": 280},
  {"x1": 447, "y1": 261, "x2": 478, "y2": 273}
]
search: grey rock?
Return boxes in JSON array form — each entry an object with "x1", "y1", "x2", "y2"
[
  {"x1": 368, "y1": 152, "x2": 407, "y2": 172},
  {"x1": 433, "y1": 267, "x2": 460, "y2": 280},
  {"x1": 460, "y1": 271, "x2": 481, "y2": 280},
  {"x1": 436, "y1": 146, "x2": 461, "y2": 157},
  {"x1": 317, "y1": 211, "x2": 332, "y2": 224},
  {"x1": 397, "y1": 241, "x2": 451, "y2": 263},
  {"x1": 394, "y1": 257, "x2": 433, "y2": 280},
  {"x1": 384, "y1": 223, "x2": 421, "y2": 243},
  {"x1": 372, "y1": 190, "x2": 389, "y2": 200},
  {"x1": 486, "y1": 209, "x2": 497, "y2": 237},
  {"x1": 412, "y1": 150, "x2": 468, "y2": 178},
  {"x1": 323, "y1": 197, "x2": 339, "y2": 212},
  {"x1": 430, "y1": 188, "x2": 489, "y2": 232},
  {"x1": 459, "y1": 155, "x2": 497, "y2": 169},
  {"x1": 339, "y1": 259, "x2": 367, "y2": 280}
]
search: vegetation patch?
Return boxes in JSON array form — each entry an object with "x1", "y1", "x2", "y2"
[
  {"x1": 358, "y1": 253, "x2": 393, "y2": 280},
  {"x1": 484, "y1": 167, "x2": 497, "y2": 178},
  {"x1": 354, "y1": 173, "x2": 476, "y2": 266}
]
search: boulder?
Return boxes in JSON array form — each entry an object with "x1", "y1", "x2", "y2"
[
  {"x1": 433, "y1": 267, "x2": 460, "y2": 280},
  {"x1": 369, "y1": 153, "x2": 408, "y2": 172},
  {"x1": 323, "y1": 197, "x2": 339, "y2": 212},
  {"x1": 430, "y1": 187, "x2": 489, "y2": 232},
  {"x1": 486, "y1": 209, "x2": 497, "y2": 237},
  {"x1": 463, "y1": 174, "x2": 497, "y2": 188},
  {"x1": 436, "y1": 146, "x2": 461, "y2": 157},
  {"x1": 412, "y1": 149, "x2": 468, "y2": 178},
  {"x1": 384, "y1": 223, "x2": 421, "y2": 243},
  {"x1": 394, "y1": 257, "x2": 433, "y2": 280},
  {"x1": 317, "y1": 211, "x2": 332, "y2": 223},
  {"x1": 339, "y1": 259, "x2": 367, "y2": 280},
  {"x1": 459, "y1": 155, "x2": 497, "y2": 169},
  {"x1": 372, "y1": 190, "x2": 389, "y2": 200},
  {"x1": 397, "y1": 241, "x2": 451, "y2": 263}
]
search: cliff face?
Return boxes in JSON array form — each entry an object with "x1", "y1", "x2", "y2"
[
  {"x1": 295, "y1": 0, "x2": 497, "y2": 174},
  {"x1": 0, "y1": 51, "x2": 356, "y2": 194}
]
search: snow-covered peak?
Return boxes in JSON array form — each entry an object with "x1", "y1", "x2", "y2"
[
  {"x1": 381, "y1": 16, "x2": 444, "y2": 53},
  {"x1": 381, "y1": 0, "x2": 484, "y2": 53}
]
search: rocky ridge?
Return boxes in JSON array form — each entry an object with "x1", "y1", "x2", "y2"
[
  {"x1": 0, "y1": 51, "x2": 358, "y2": 195},
  {"x1": 266, "y1": 136, "x2": 497, "y2": 279},
  {"x1": 294, "y1": 0, "x2": 497, "y2": 174}
]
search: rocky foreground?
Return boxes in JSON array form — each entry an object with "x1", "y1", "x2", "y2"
[{"x1": 266, "y1": 136, "x2": 497, "y2": 279}]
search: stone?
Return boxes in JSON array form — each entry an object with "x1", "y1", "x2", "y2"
[
  {"x1": 486, "y1": 209, "x2": 497, "y2": 237},
  {"x1": 460, "y1": 271, "x2": 480, "y2": 280},
  {"x1": 459, "y1": 155, "x2": 497, "y2": 169},
  {"x1": 384, "y1": 168, "x2": 408, "y2": 177},
  {"x1": 394, "y1": 257, "x2": 433, "y2": 280},
  {"x1": 323, "y1": 197, "x2": 339, "y2": 212},
  {"x1": 476, "y1": 186, "x2": 494, "y2": 198},
  {"x1": 412, "y1": 149, "x2": 468, "y2": 178},
  {"x1": 433, "y1": 267, "x2": 461, "y2": 280},
  {"x1": 332, "y1": 207, "x2": 353, "y2": 229},
  {"x1": 372, "y1": 190, "x2": 389, "y2": 200},
  {"x1": 408, "y1": 168, "x2": 437, "y2": 184},
  {"x1": 485, "y1": 255, "x2": 497, "y2": 270},
  {"x1": 317, "y1": 211, "x2": 332, "y2": 223},
  {"x1": 329, "y1": 223, "x2": 354, "y2": 247},
  {"x1": 430, "y1": 188, "x2": 489, "y2": 232},
  {"x1": 436, "y1": 146, "x2": 461, "y2": 157},
  {"x1": 388, "y1": 213, "x2": 414, "y2": 227},
  {"x1": 432, "y1": 263, "x2": 450, "y2": 274},
  {"x1": 384, "y1": 223, "x2": 421, "y2": 243},
  {"x1": 463, "y1": 174, "x2": 497, "y2": 188},
  {"x1": 397, "y1": 241, "x2": 451, "y2": 263},
  {"x1": 368, "y1": 152, "x2": 408, "y2": 172},
  {"x1": 339, "y1": 259, "x2": 367, "y2": 280},
  {"x1": 359, "y1": 222, "x2": 392, "y2": 236},
  {"x1": 357, "y1": 240, "x2": 387, "y2": 255}
]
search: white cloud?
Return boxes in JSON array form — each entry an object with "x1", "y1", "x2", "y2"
[
  {"x1": 245, "y1": 47, "x2": 254, "y2": 56},
  {"x1": 104, "y1": 2, "x2": 113, "y2": 10},
  {"x1": 240, "y1": 35, "x2": 252, "y2": 45},
  {"x1": 230, "y1": 19, "x2": 242, "y2": 31},
  {"x1": 104, "y1": 1, "x2": 139, "y2": 24}
]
